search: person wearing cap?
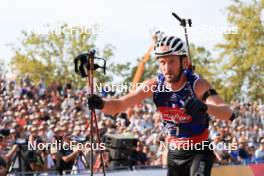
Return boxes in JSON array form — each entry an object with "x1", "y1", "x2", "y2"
[
  {"x1": 9, "y1": 128, "x2": 17, "y2": 140},
  {"x1": 53, "y1": 127, "x2": 63, "y2": 144},
  {"x1": 247, "y1": 142, "x2": 256, "y2": 160}
]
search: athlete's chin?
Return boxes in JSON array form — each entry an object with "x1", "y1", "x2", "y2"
[
  {"x1": 166, "y1": 78, "x2": 173, "y2": 83},
  {"x1": 165, "y1": 76, "x2": 178, "y2": 83},
  {"x1": 165, "y1": 76, "x2": 172, "y2": 82}
]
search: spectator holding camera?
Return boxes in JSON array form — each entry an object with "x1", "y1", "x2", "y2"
[
  {"x1": 55, "y1": 133, "x2": 80, "y2": 175},
  {"x1": 24, "y1": 127, "x2": 47, "y2": 172},
  {"x1": 0, "y1": 132, "x2": 18, "y2": 163}
]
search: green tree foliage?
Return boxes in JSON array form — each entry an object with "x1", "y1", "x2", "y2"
[
  {"x1": 190, "y1": 44, "x2": 218, "y2": 83},
  {"x1": 216, "y1": 0, "x2": 264, "y2": 101},
  {"x1": 189, "y1": 44, "x2": 233, "y2": 101},
  {"x1": 110, "y1": 62, "x2": 133, "y2": 81},
  {"x1": 10, "y1": 23, "x2": 114, "y2": 87}
]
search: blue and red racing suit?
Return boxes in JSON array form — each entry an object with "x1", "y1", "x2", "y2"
[
  {"x1": 153, "y1": 69, "x2": 214, "y2": 176},
  {"x1": 153, "y1": 69, "x2": 209, "y2": 145}
]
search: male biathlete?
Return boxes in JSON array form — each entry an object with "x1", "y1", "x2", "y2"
[{"x1": 87, "y1": 35, "x2": 235, "y2": 176}]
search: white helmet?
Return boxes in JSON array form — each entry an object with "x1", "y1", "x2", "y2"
[{"x1": 154, "y1": 35, "x2": 188, "y2": 57}]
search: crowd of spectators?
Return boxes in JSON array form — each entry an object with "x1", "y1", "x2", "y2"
[{"x1": 0, "y1": 75, "x2": 263, "y2": 175}]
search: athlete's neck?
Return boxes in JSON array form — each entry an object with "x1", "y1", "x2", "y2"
[{"x1": 165, "y1": 74, "x2": 187, "y2": 91}]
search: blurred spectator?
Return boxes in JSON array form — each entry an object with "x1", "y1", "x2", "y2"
[
  {"x1": 237, "y1": 138, "x2": 251, "y2": 163},
  {"x1": 55, "y1": 133, "x2": 79, "y2": 175},
  {"x1": 0, "y1": 133, "x2": 18, "y2": 163},
  {"x1": 0, "y1": 74, "x2": 263, "y2": 175},
  {"x1": 212, "y1": 132, "x2": 229, "y2": 164},
  {"x1": 38, "y1": 77, "x2": 46, "y2": 97},
  {"x1": 255, "y1": 137, "x2": 264, "y2": 162},
  {"x1": 129, "y1": 141, "x2": 149, "y2": 167},
  {"x1": 24, "y1": 126, "x2": 47, "y2": 172}
]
